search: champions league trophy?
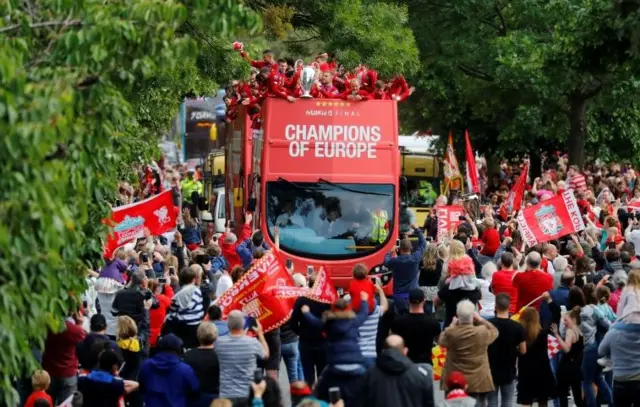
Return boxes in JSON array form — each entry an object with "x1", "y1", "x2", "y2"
[{"x1": 300, "y1": 65, "x2": 317, "y2": 99}]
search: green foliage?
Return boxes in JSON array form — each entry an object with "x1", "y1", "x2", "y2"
[
  {"x1": 399, "y1": 0, "x2": 640, "y2": 167},
  {"x1": 0, "y1": 0, "x2": 259, "y2": 402},
  {"x1": 246, "y1": 0, "x2": 420, "y2": 76}
]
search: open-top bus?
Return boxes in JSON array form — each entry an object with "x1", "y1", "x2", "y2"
[{"x1": 226, "y1": 98, "x2": 400, "y2": 288}]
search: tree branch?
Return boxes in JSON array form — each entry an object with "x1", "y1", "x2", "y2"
[
  {"x1": 284, "y1": 35, "x2": 320, "y2": 44},
  {"x1": 494, "y1": 2, "x2": 508, "y2": 36},
  {"x1": 458, "y1": 64, "x2": 494, "y2": 82},
  {"x1": 0, "y1": 19, "x2": 82, "y2": 34}
]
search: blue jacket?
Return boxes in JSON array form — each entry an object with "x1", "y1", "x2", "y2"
[
  {"x1": 179, "y1": 225, "x2": 201, "y2": 245},
  {"x1": 303, "y1": 301, "x2": 369, "y2": 366},
  {"x1": 383, "y1": 229, "x2": 426, "y2": 295},
  {"x1": 540, "y1": 285, "x2": 570, "y2": 326},
  {"x1": 237, "y1": 239, "x2": 270, "y2": 268},
  {"x1": 210, "y1": 256, "x2": 228, "y2": 274},
  {"x1": 139, "y1": 352, "x2": 199, "y2": 407},
  {"x1": 599, "y1": 321, "x2": 640, "y2": 379}
]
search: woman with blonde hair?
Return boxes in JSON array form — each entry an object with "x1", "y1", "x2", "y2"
[
  {"x1": 516, "y1": 308, "x2": 556, "y2": 407},
  {"x1": 116, "y1": 315, "x2": 143, "y2": 407},
  {"x1": 419, "y1": 243, "x2": 441, "y2": 314},
  {"x1": 437, "y1": 240, "x2": 481, "y2": 327}
]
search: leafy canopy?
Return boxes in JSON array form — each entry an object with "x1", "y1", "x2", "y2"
[{"x1": 0, "y1": 0, "x2": 259, "y2": 402}]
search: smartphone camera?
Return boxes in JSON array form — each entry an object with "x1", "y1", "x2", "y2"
[
  {"x1": 158, "y1": 277, "x2": 167, "y2": 285},
  {"x1": 229, "y1": 220, "x2": 236, "y2": 229},
  {"x1": 141, "y1": 253, "x2": 149, "y2": 263},
  {"x1": 306, "y1": 265, "x2": 313, "y2": 276},
  {"x1": 395, "y1": 239, "x2": 401, "y2": 248},
  {"x1": 169, "y1": 266, "x2": 176, "y2": 276},
  {"x1": 254, "y1": 369, "x2": 264, "y2": 384},
  {"x1": 286, "y1": 259, "x2": 293, "y2": 269}
]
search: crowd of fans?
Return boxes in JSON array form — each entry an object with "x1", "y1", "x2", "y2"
[{"x1": 13, "y1": 89, "x2": 640, "y2": 407}]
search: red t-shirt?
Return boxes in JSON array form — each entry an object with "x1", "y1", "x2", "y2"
[
  {"x1": 491, "y1": 269, "x2": 518, "y2": 314},
  {"x1": 25, "y1": 391, "x2": 52, "y2": 407},
  {"x1": 480, "y1": 228, "x2": 501, "y2": 257},
  {"x1": 513, "y1": 270, "x2": 554, "y2": 311},
  {"x1": 149, "y1": 285, "x2": 174, "y2": 347},
  {"x1": 42, "y1": 320, "x2": 86, "y2": 378},
  {"x1": 348, "y1": 278, "x2": 375, "y2": 313}
]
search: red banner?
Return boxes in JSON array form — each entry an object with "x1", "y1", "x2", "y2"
[
  {"x1": 500, "y1": 162, "x2": 529, "y2": 220},
  {"x1": 464, "y1": 130, "x2": 480, "y2": 194},
  {"x1": 517, "y1": 190, "x2": 585, "y2": 246},
  {"x1": 305, "y1": 267, "x2": 339, "y2": 304},
  {"x1": 217, "y1": 251, "x2": 297, "y2": 332},
  {"x1": 217, "y1": 256, "x2": 338, "y2": 332},
  {"x1": 103, "y1": 190, "x2": 178, "y2": 259},
  {"x1": 437, "y1": 205, "x2": 465, "y2": 242}
]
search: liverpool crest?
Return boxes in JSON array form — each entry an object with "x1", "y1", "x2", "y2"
[{"x1": 535, "y1": 205, "x2": 563, "y2": 236}]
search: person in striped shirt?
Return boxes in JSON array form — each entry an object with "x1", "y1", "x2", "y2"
[
  {"x1": 567, "y1": 165, "x2": 587, "y2": 194},
  {"x1": 357, "y1": 280, "x2": 389, "y2": 368},
  {"x1": 162, "y1": 265, "x2": 205, "y2": 349}
]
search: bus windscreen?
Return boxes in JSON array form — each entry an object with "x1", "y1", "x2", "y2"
[{"x1": 266, "y1": 181, "x2": 395, "y2": 259}]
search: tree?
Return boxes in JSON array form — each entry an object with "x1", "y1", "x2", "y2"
[
  {"x1": 246, "y1": 0, "x2": 420, "y2": 76},
  {"x1": 0, "y1": 0, "x2": 259, "y2": 402},
  {"x1": 400, "y1": 0, "x2": 640, "y2": 168}
]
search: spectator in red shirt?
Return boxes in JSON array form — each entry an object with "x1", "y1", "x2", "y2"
[
  {"x1": 147, "y1": 278, "x2": 175, "y2": 348},
  {"x1": 25, "y1": 370, "x2": 53, "y2": 407},
  {"x1": 42, "y1": 311, "x2": 86, "y2": 404},
  {"x1": 491, "y1": 252, "x2": 519, "y2": 314},
  {"x1": 512, "y1": 252, "x2": 554, "y2": 311},
  {"x1": 219, "y1": 215, "x2": 253, "y2": 269},
  {"x1": 480, "y1": 218, "x2": 500, "y2": 257},
  {"x1": 567, "y1": 165, "x2": 587, "y2": 194},
  {"x1": 348, "y1": 263, "x2": 376, "y2": 313}
]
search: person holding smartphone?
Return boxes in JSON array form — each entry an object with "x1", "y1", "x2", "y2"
[{"x1": 216, "y1": 311, "x2": 270, "y2": 403}]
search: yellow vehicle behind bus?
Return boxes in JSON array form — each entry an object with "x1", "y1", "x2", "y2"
[{"x1": 399, "y1": 135, "x2": 441, "y2": 227}]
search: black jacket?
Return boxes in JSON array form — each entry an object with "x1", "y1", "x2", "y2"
[
  {"x1": 355, "y1": 349, "x2": 434, "y2": 407},
  {"x1": 290, "y1": 297, "x2": 331, "y2": 347}
]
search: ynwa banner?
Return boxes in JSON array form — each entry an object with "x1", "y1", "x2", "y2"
[
  {"x1": 517, "y1": 190, "x2": 585, "y2": 246},
  {"x1": 217, "y1": 251, "x2": 296, "y2": 332},
  {"x1": 305, "y1": 267, "x2": 338, "y2": 304},
  {"x1": 217, "y1": 255, "x2": 339, "y2": 333},
  {"x1": 103, "y1": 190, "x2": 178, "y2": 259},
  {"x1": 437, "y1": 205, "x2": 465, "y2": 242}
]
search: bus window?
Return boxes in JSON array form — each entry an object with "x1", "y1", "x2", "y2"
[
  {"x1": 265, "y1": 182, "x2": 395, "y2": 260},
  {"x1": 401, "y1": 178, "x2": 439, "y2": 207}
]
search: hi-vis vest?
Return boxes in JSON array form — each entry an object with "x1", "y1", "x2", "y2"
[
  {"x1": 371, "y1": 209, "x2": 389, "y2": 243},
  {"x1": 419, "y1": 180, "x2": 437, "y2": 202},
  {"x1": 181, "y1": 179, "x2": 203, "y2": 200}
]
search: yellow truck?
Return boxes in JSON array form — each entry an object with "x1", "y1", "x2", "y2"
[{"x1": 399, "y1": 135, "x2": 441, "y2": 227}]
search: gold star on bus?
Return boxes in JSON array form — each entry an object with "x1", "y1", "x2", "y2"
[
  {"x1": 345, "y1": 102, "x2": 351, "y2": 107},
  {"x1": 326, "y1": 101, "x2": 333, "y2": 107},
  {"x1": 339, "y1": 102, "x2": 346, "y2": 107},
  {"x1": 316, "y1": 101, "x2": 321, "y2": 106}
]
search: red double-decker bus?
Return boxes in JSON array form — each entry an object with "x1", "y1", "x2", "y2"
[{"x1": 226, "y1": 98, "x2": 400, "y2": 288}]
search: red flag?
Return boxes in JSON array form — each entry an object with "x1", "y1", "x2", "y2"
[
  {"x1": 103, "y1": 190, "x2": 178, "y2": 259},
  {"x1": 443, "y1": 131, "x2": 462, "y2": 193},
  {"x1": 305, "y1": 267, "x2": 338, "y2": 304},
  {"x1": 517, "y1": 190, "x2": 585, "y2": 246},
  {"x1": 500, "y1": 162, "x2": 529, "y2": 220},
  {"x1": 217, "y1": 251, "x2": 297, "y2": 333},
  {"x1": 464, "y1": 130, "x2": 480, "y2": 194},
  {"x1": 436, "y1": 205, "x2": 465, "y2": 242}
]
